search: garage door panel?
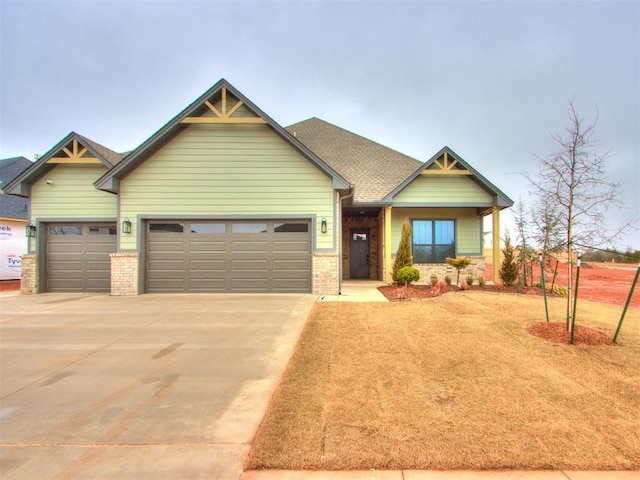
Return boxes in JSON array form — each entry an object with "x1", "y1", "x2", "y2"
[
  {"x1": 231, "y1": 259, "x2": 267, "y2": 270},
  {"x1": 86, "y1": 279, "x2": 111, "y2": 290},
  {"x1": 231, "y1": 241, "x2": 268, "y2": 253},
  {"x1": 273, "y1": 279, "x2": 311, "y2": 291},
  {"x1": 273, "y1": 241, "x2": 310, "y2": 253},
  {"x1": 231, "y1": 279, "x2": 268, "y2": 291},
  {"x1": 273, "y1": 259, "x2": 310, "y2": 270},
  {"x1": 147, "y1": 279, "x2": 185, "y2": 291},
  {"x1": 48, "y1": 243, "x2": 84, "y2": 253},
  {"x1": 86, "y1": 260, "x2": 111, "y2": 271},
  {"x1": 147, "y1": 241, "x2": 185, "y2": 253},
  {"x1": 189, "y1": 259, "x2": 227, "y2": 270},
  {"x1": 273, "y1": 271, "x2": 311, "y2": 280},
  {"x1": 146, "y1": 220, "x2": 311, "y2": 293},
  {"x1": 86, "y1": 243, "x2": 117, "y2": 254},
  {"x1": 47, "y1": 279, "x2": 84, "y2": 290},
  {"x1": 190, "y1": 241, "x2": 226, "y2": 252},
  {"x1": 188, "y1": 279, "x2": 227, "y2": 291},
  {"x1": 48, "y1": 260, "x2": 83, "y2": 270}
]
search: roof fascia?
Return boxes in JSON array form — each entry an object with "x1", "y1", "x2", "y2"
[
  {"x1": 95, "y1": 79, "x2": 350, "y2": 192},
  {"x1": 383, "y1": 146, "x2": 514, "y2": 207}
]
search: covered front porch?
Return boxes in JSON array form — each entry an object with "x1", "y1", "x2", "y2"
[{"x1": 340, "y1": 205, "x2": 503, "y2": 285}]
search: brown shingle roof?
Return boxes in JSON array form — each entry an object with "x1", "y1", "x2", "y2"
[
  {"x1": 286, "y1": 118, "x2": 421, "y2": 203},
  {"x1": 75, "y1": 133, "x2": 127, "y2": 166}
]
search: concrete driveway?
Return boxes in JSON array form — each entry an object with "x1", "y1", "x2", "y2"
[{"x1": 0, "y1": 292, "x2": 316, "y2": 479}]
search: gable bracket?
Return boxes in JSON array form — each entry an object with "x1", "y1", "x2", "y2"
[
  {"x1": 182, "y1": 86, "x2": 266, "y2": 124},
  {"x1": 47, "y1": 139, "x2": 102, "y2": 164}
]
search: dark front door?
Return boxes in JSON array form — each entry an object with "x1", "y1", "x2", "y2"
[{"x1": 349, "y1": 228, "x2": 370, "y2": 278}]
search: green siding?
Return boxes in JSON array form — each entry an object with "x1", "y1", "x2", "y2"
[
  {"x1": 394, "y1": 175, "x2": 492, "y2": 204},
  {"x1": 391, "y1": 208, "x2": 482, "y2": 259},
  {"x1": 120, "y1": 124, "x2": 335, "y2": 250},
  {"x1": 31, "y1": 164, "x2": 116, "y2": 219}
]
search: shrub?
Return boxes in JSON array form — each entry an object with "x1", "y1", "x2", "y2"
[
  {"x1": 392, "y1": 219, "x2": 413, "y2": 283},
  {"x1": 397, "y1": 266, "x2": 420, "y2": 286},
  {"x1": 429, "y1": 274, "x2": 438, "y2": 286},
  {"x1": 552, "y1": 285, "x2": 568, "y2": 297},
  {"x1": 499, "y1": 234, "x2": 518, "y2": 286},
  {"x1": 465, "y1": 274, "x2": 474, "y2": 286},
  {"x1": 444, "y1": 275, "x2": 452, "y2": 285},
  {"x1": 446, "y1": 257, "x2": 472, "y2": 285},
  {"x1": 478, "y1": 276, "x2": 487, "y2": 287}
]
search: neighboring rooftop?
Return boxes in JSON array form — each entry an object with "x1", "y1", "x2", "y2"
[
  {"x1": 0, "y1": 157, "x2": 31, "y2": 219},
  {"x1": 286, "y1": 117, "x2": 422, "y2": 203}
]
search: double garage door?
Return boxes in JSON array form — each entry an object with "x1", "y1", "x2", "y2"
[
  {"x1": 45, "y1": 223, "x2": 117, "y2": 292},
  {"x1": 146, "y1": 219, "x2": 311, "y2": 293}
]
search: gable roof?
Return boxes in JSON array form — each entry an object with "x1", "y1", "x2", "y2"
[
  {"x1": 0, "y1": 157, "x2": 31, "y2": 219},
  {"x1": 286, "y1": 118, "x2": 422, "y2": 203},
  {"x1": 3, "y1": 132, "x2": 126, "y2": 197},
  {"x1": 383, "y1": 146, "x2": 514, "y2": 207},
  {"x1": 95, "y1": 79, "x2": 350, "y2": 193}
]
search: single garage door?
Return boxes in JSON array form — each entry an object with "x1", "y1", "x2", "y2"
[
  {"x1": 146, "y1": 220, "x2": 311, "y2": 293},
  {"x1": 45, "y1": 223, "x2": 117, "y2": 292}
]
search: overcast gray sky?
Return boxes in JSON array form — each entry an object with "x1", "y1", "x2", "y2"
[{"x1": 1, "y1": 0, "x2": 638, "y2": 248}]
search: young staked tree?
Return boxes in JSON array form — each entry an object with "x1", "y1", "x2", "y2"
[
  {"x1": 527, "y1": 101, "x2": 630, "y2": 332},
  {"x1": 392, "y1": 219, "x2": 413, "y2": 283}
]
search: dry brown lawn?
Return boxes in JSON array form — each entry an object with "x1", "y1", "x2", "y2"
[{"x1": 246, "y1": 292, "x2": 640, "y2": 471}]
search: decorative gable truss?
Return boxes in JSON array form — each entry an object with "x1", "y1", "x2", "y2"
[
  {"x1": 3, "y1": 133, "x2": 122, "y2": 197},
  {"x1": 180, "y1": 85, "x2": 267, "y2": 124},
  {"x1": 421, "y1": 150, "x2": 472, "y2": 175},
  {"x1": 47, "y1": 139, "x2": 103, "y2": 164},
  {"x1": 384, "y1": 146, "x2": 512, "y2": 208}
]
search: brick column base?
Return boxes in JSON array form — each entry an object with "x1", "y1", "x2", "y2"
[
  {"x1": 312, "y1": 253, "x2": 339, "y2": 295},
  {"x1": 20, "y1": 254, "x2": 38, "y2": 295},
  {"x1": 110, "y1": 253, "x2": 139, "y2": 296}
]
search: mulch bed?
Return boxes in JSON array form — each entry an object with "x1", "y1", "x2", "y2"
[
  {"x1": 527, "y1": 322, "x2": 615, "y2": 346},
  {"x1": 378, "y1": 283, "x2": 550, "y2": 301}
]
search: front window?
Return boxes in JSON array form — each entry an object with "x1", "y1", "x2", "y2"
[{"x1": 412, "y1": 220, "x2": 455, "y2": 263}]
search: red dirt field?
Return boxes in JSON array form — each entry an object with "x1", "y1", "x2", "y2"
[
  {"x1": 0, "y1": 280, "x2": 20, "y2": 292},
  {"x1": 486, "y1": 260, "x2": 639, "y2": 309}
]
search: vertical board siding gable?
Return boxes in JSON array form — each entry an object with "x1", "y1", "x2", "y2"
[{"x1": 120, "y1": 124, "x2": 335, "y2": 250}]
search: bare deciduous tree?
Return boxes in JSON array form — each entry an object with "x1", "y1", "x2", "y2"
[{"x1": 527, "y1": 101, "x2": 630, "y2": 334}]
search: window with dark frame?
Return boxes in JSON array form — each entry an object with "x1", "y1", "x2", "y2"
[{"x1": 411, "y1": 219, "x2": 455, "y2": 263}]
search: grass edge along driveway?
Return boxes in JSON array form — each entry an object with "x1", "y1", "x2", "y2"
[{"x1": 247, "y1": 292, "x2": 640, "y2": 471}]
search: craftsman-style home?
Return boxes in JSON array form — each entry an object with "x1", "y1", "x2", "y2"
[{"x1": 5, "y1": 79, "x2": 512, "y2": 295}]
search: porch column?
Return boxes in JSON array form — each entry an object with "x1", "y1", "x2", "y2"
[
  {"x1": 492, "y1": 206, "x2": 500, "y2": 284},
  {"x1": 384, "y1": 206, "x2": 393, "y2": 284}
]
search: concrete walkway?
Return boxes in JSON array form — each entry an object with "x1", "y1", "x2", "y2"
[
  {"x1": 319, "y1": 280, "x2": 389, "y2": 302},
  {"x1": 241, "y1": 470, "x2": 638, "y2": 479}
]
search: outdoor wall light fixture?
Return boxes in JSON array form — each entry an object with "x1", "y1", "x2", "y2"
[
  {"x1": 321, "y1": 218, "x2": 327, "y2": 234},
  {"x1": 26, "y1": 224, "x2": 37, "y2": 238},
  {"x1": 122, "y1": 218, "x2": 132, "y2": 234}
]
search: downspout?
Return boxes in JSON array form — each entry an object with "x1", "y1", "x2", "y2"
[{"x1": 337, "y1": 185, "x2": 355, "y2": 294}]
